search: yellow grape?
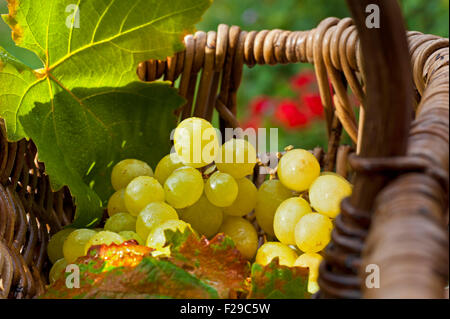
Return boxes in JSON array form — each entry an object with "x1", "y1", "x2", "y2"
[
  {"x1": 136, "y1": 202, "x2": 178, "y2": 241},
  {"x1": 154, "y1": 153, "x2": 184, "y2": 185},
  {"x1": 124, "y1": 176, "x2": 165, "y2": 215},
  {"x1": 47, "y1": 228, "x2": 75, "y2": 264},
  {"x1": 255, "y1": 242, "x2": 298, "y2": 267},
  {"x1": 118, "y1": 231, "x2": 145, "y2": 245},
  {"x1": 294, "y1": 252, "x2": 323, "y2": 294},
  {"x1": 255, "y1": 179, "x2": 293, "y2": 237},
  {"x1": 146, "y1": 219, "x2": 191, "y2": 250},
  {"x1": 274, "y1": 197, "x2": 312, "y2": 245},
  {"x1": 164, "y1": 166, "x2": 204, "y2": 209},
  {"x1": 277, "y1": 149, "x2": 320, "y2": 191},
  {"x1": 107, "y1": 189, "x2": 128, "y2": 216},
  {"x1": 178, "y1": 194, "x2": 223, "y2": 238},
  {"x1": 295, "y1": 213, "x2": 333, "y2": 253},
  {"x1": 204, "y1": 171, "x2": 238, "y2": 207},
  {"x1": 111, "y1": 159, "x2": 153, "y2": 191},
  {"x1": 104, "y1": 212, "x2": 136, "y2": 233},
  {"x1": 218, "y1": 216, "x2": 258, "y2": 260},
  {"x1": 215, "y1": 138, "x2": 257, "y2": 179},
  {"x1": 49, "y1": 258, "x2": 68, "y2": 283},
  {"x1": 84, "y1": 231, "x2": 124, "y2": 254},
  {"x1": 63, "y1": 229, "x2": 97, "y2": 263},
  {"x1": 321, "y1": 171, "x2": 345, "y2": 177},
  {"x1": 223, "y1": 177, "x2": 257, "y2": 217},
  {"x1": 309, "y1": 174, "x2": 352, "y2": 218},
  {"x1": 173, "y1": 117, "x2": 219, "y2": 168}
]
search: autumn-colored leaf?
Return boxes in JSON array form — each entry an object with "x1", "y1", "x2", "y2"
[
  {"x1": 44, "y1": 258, "x2": 219, "y2": 299},
  {"x1": 84, "y1": 240, "x2": 154, "y2": 271},
  {"x1": 166, "y1": 230, "x2": 251, "y2": 298},
  {"x1": 42, "y1": 230, "x2": 250, "y2": 299},
  {"x1": 248, "y1": 258, "x2": 310, "y2": 299},
  {"x1": 42, "y1": 240, "x2": 219, "y2": 299}
]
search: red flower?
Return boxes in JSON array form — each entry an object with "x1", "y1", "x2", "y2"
[
  {"x1": 290, "y1": 71, "x2": 315, "y2": 90},
  {"x1": 274, "y1": 99, "x2": 310, "y2": 129},
  {"x1": 303, "y1": 94, "x2": 323, "y2": 117},
  {"x1": 250, "y1": 96, "x2": 272, "y2": 115}
]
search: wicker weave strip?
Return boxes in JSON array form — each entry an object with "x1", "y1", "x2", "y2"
[
  {"x1": 0, "y1": 122, "x2": 74, "y2": 298},
  {"x1": 361, "y1": 35, "x2": 449, "y2": 299}
]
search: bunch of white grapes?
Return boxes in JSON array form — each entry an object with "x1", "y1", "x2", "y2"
[
  {"x1": 46, "y1": 117, "x2": 352, "y2": 295},
  {"x1": 254, "y1": 149, "x2": 352, "y2": 294},
  {"x1": 46, "y1": 117, "x2": 260, "y2": 283}
]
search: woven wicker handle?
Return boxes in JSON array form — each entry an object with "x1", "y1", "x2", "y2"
[
  {"x1": 317, "y1": 0, "x2": 414, "y2": 298},
  {"x1": 347, "y1": 0, "x2": 449, "y2": 298}
]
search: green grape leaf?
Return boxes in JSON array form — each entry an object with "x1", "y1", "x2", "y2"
[
  {"x1": 42, "y1": 231, "x2": 250, "y2": 299},
  {"x1": 0, "y1": 0, "x2": 212, "y2": 226},
  {"x1": 248, "y1": 259, "x2": 310, "y2": 299},
  {"x1": 18, "y1": 81, "x2": 184, "y2": 227}
]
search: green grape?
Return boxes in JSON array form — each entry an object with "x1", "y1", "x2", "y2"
[
  {"x1": 255, "y1": 179, "x2": 293, "y2": 237},
  {"x1": 49, "y1": 258, "x2": 68, "y2": 284},
  {"x1": 255, "y1": 242, "x2": 299, "y2": 267},
  {"x1": 107, "y1": 189, "x2": 128, "y2": 216},
  {"x1": 164, "y1": 166, "x2": 204, "y2": 209},
  {"x1": 215, "y1": 138, "x2": 257, "y2": 179},
  {"x1": 204, "y1": 171, "x2": 238, "y2": 207},
  {"x1": 274, "y1": 197, "x2": 312, "y2": 245},
  {"x1": 84, "y1": 231, "x2": 125, "y2": 254},
  {"x1": 277, "y1": 149, "x2": 320, "y2": 192},
  {"x1": 118, "y1": 231, "x2": 145, "y2": 245},
  {"x1": 104, "y1": 212, "x2": 136, "y2": 233},
  {"x1": 223, "y1": 177, "x2": 257, "y2": 217},
  {"x1": 124, "y1": 176, "x2": 165, "y2": 215},
  {"x1": 218, "y1": 216, "x2": 258, "y2": 260},
  {"x1": 174, "y1": 117, "x2": 219, "y2": 168},
  {"x1": 309, "y1": 174, "x2": 352, "y2": 218},
  {"x1": 154, "y1": 153, "x2": 184, "y2": 185},
  {"x1": 63, "y1": 229, "x2": 97, "y2": 263},
  {"x1": 136, "y1": 202, "x2": 179, "y2": 241},
  {"x1": 295, "y1": 213, "x2": 333, "y2": 253},
  {"x1": 178, "y1": 194, "x2": 223, "y2": 238},
  {"x1": 47, "y1": 228, "x2": 75, "y2": 264},
  {"x1": 146, "y1": 219, "x2": 191, "y2": 250},
  {"x1": 111, "y1": 159, "x2": 153, "y2": 191},
  {"x1": 294, "y1": 252, "x2": 323, "y2": 294}
]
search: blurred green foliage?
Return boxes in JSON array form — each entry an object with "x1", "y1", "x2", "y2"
[{"x1": 0, "y1": 0, "x2": 448, "y2": 150}]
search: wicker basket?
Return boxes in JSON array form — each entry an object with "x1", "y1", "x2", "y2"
[{"x1": 0, "y1": 1, "x2": 448, "y2": 299}]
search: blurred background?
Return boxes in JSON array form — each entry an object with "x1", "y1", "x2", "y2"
[{"x1": 1, "y1": 0, "x2": 449, "y2": 150}]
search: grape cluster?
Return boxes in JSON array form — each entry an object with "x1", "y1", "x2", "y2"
[
  {"x1": 47, "y1": 117, "x2": 259, "y2": 282},
  {"x1": 46, "y1": 117, "x2": 353, "y2": 294},
  {"x1": 255, "y1": 149, "x2": 352, "y2": 294}
]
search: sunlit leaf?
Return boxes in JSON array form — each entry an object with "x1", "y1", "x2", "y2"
[{"x1": 0, "y1": 0, "x2": 212, "y2": 226}]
